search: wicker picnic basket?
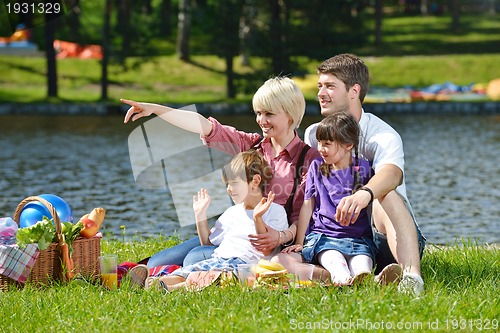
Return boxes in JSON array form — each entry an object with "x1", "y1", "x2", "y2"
[{"x1": 0, "y1": 196, "x2": 100, "y2": 290}]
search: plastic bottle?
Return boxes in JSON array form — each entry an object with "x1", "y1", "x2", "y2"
[{"x1": 0, "y1": 217, "x2": 18, "y2": 245}]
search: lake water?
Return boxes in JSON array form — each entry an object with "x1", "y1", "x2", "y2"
[{"x1": 0, "y1": 113, "x2": 499, "y2": 245}]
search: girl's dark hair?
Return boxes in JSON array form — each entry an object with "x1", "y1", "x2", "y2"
[{"x1": 316, "y1": 112, "x2": 362, "y2": 193}]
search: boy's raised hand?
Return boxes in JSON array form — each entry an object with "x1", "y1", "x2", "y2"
[
  {"x1": 253, "y1": 191, "x2": 275, "y2": 220},
  {"x1": 193, "y1": 188, "x2": 211, "y2": 217}
]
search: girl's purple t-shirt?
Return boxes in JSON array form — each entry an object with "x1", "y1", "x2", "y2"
[{"x1": 305, "y1": 158, "x2": 374, "y2": 239}]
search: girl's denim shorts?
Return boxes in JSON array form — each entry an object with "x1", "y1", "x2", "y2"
[{"x1": 301, "y1": 232, "x2": 377, "y2": 264}]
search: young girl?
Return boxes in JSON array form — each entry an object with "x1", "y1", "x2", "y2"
[
  {"x1": 129, "y1": 150, "x2": 288, "y2": 290},
  {"x1": 280, "y1": 112, "x2": 377, "y2": 285}
]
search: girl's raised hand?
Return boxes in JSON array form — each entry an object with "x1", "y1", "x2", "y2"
[
  {"x1": 121, "y1": 98, "x2": 154, "y2": 123},
  {"x1": 193, "y1": 188, "x2": 211, "y2": 216}
]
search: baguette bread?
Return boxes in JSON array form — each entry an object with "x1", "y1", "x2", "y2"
[
  {"x1": 88, "y1": 207, "x2": 106, "y2": 228},
  {"x1": 78, "y1": 213, "x2": 89, "y2": 222}
]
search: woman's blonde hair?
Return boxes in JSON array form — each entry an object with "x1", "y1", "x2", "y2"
[{"x1": 252, "y1": 76, "x2": 305, "y2": 129}]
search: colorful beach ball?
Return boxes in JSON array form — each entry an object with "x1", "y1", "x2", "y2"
[{"x1": 19, "y1": 194, "x2": 73, "y2": 228}]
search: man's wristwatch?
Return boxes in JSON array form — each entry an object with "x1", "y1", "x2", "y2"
[{"x1": 359, "y1": 186, "x2": 374, "y2": 205}]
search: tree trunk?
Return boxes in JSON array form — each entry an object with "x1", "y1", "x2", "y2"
[
  {"x1": 420, "y1": 0, "x2": 428, "y2": 16},
  {"x1": 101, "y1": 0, "x2": 112, "y2": 101},
  {"x1": 160, "y1": 0, "x2": 172, "y2": 36},
  {"x1": 117, "y1": 0, "x2": 131, "y2": 54},
  {"x1": 239, "y1": 0, "x2": 255, "y2": 66},
  {"x1": 225, "y1": 55, "x2": 235, "y2": 98},
  {"x1": 18, "y1": 0, "x2": 35, "y2": 35},
  {"x1": 488, "y1": 0, "x2": 496, "y2": 15},
  {"x1": 269, "y1": 0, "x2": 288, "y2": 75},
  {"x1": 45, "y1": 7, "x2": 58, "y2": 98},
  {"x1": 449, "y1": 0, "x2": 460, "y2": 33},
  {"x1": 68, "y1": 0, "x2": 80, "y2": 41},
  {"x1": 374, "y1": 0, "x2": 383, "y2": 47},
  {"x1": 143, "y1": 0, "x2": 153, "y2": 14},
  {"x1": 176, "y1": 0, "x2": 191, "y2": 61}
]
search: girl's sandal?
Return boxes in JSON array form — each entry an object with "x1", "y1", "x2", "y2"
[{"x1": 349, "y1": 272, "x2": 371, "y2": 285}]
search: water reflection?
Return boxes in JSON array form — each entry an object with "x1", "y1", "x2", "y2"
[{"x1": 0, "y1": 113, "x2": 498, "y2": 245}]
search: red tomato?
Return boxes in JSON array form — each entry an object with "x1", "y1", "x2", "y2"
[{"x1": 80, "y1": 218, "x2": 99, "y2": 238}]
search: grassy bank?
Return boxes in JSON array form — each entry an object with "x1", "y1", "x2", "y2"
[
  {"x1": 1, "y1": 53, "x2": 499, "y2": 104},
  {"x1": 0, "y1": 238, "x2": 498, "y2": 332},
  {"x1": 1, "y1": 11, "x2": 499, "y2": 104}
]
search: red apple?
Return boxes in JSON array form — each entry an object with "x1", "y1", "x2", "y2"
[{"x1": 80, "y1": 218, "x2": 99, "y2": 238}]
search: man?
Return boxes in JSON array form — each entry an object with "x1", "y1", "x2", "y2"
[{"x1": 304, "y1": 54, "x2": 426, "y2": 294}]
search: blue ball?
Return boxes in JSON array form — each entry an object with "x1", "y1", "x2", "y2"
[{"x1": 19, "y1": 194, "x2": 73, "y2": 228}]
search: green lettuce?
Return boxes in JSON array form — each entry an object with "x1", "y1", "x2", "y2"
[
  {"x1": 16, "y1": 216, "x2": 55, "y2": 250},
  {"x1": 62, "y1": 221, "x2": 83, "y2": 254}
]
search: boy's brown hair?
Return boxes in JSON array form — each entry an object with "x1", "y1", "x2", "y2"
[{"x1": 222, "y1": 150, "x2": 272, "y2": 192}]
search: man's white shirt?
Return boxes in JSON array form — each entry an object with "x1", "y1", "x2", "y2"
[{"x1": 304, "y1": 110, "x2": 416, "y2": 221}]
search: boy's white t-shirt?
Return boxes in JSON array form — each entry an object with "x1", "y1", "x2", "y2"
[
  {"x1": 209, "y1": 202, "x2": 288, "y2": 263},
  {"x1": 304, "y1": 110, "x2": 416, "y2": 221}
]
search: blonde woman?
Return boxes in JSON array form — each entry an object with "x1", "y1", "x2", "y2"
[{"x1": 122, "y1": 77, "x2": 320, "y2": 269}]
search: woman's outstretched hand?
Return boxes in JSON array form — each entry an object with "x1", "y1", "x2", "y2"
[{"x1": 121, "y1": 98, "x2": 154, "y2": 123}]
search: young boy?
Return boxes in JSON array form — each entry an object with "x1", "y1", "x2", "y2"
[{"x1": 129, "y1": 150, "x2": 288, "y2": 290}]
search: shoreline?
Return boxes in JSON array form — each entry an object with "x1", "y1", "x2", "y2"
[{"x1": 0, "y1": 101, "x2": 499, "y2": 116}]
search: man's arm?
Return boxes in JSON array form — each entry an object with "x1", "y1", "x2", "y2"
[
  {"x1": 365, "y1": 164, "x2": 402, "y2": 199},
  {"x1": 335, "y1": 164, "x2": 402, "y2": 226}
]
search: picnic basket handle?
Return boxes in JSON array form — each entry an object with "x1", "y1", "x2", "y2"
[{"x1": 13, "y1": 196, "x2": 64, "y2": 244}]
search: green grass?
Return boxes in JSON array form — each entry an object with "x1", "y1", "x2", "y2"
[
  {"x1": 293, "y1": 54, "x2": 500, "y2": 99},
  {"x1": 1, "y1": 238, "x2": 498, "y2": 333},
  {"x1": 0, "y1": 55, "x2": 241, "y2": 103},
  {"x1": 360, "y1": 13, "x2": 500, "y2": 56},
  {"x1": 1, "y1": 53, "x2": 499, "y2": 104}
]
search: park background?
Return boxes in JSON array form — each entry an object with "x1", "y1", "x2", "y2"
[
  {"x1": 1, "y1": 0, "x2": 498, "y2": 243},
  {"x1": 1, "y1": 0, "x2": 500, "y2": 104},
  {"x1": 0, "y1": 2, "x2": 499, "y2": 332}
]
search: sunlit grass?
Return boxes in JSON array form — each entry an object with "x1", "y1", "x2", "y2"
[
  {"x1": 0, "y1": 238, "x2": 498, "y2": 332},
  {"x1": 361, "y1": 13, "x2": 500, "y2": 55},
  {"x1": 2, "y1": 53, "x2": 499, "y2": 104}
]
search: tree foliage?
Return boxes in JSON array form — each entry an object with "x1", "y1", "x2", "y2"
[{"x1": 3, "y1": 0, "x2": 494, "y2": 99}]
